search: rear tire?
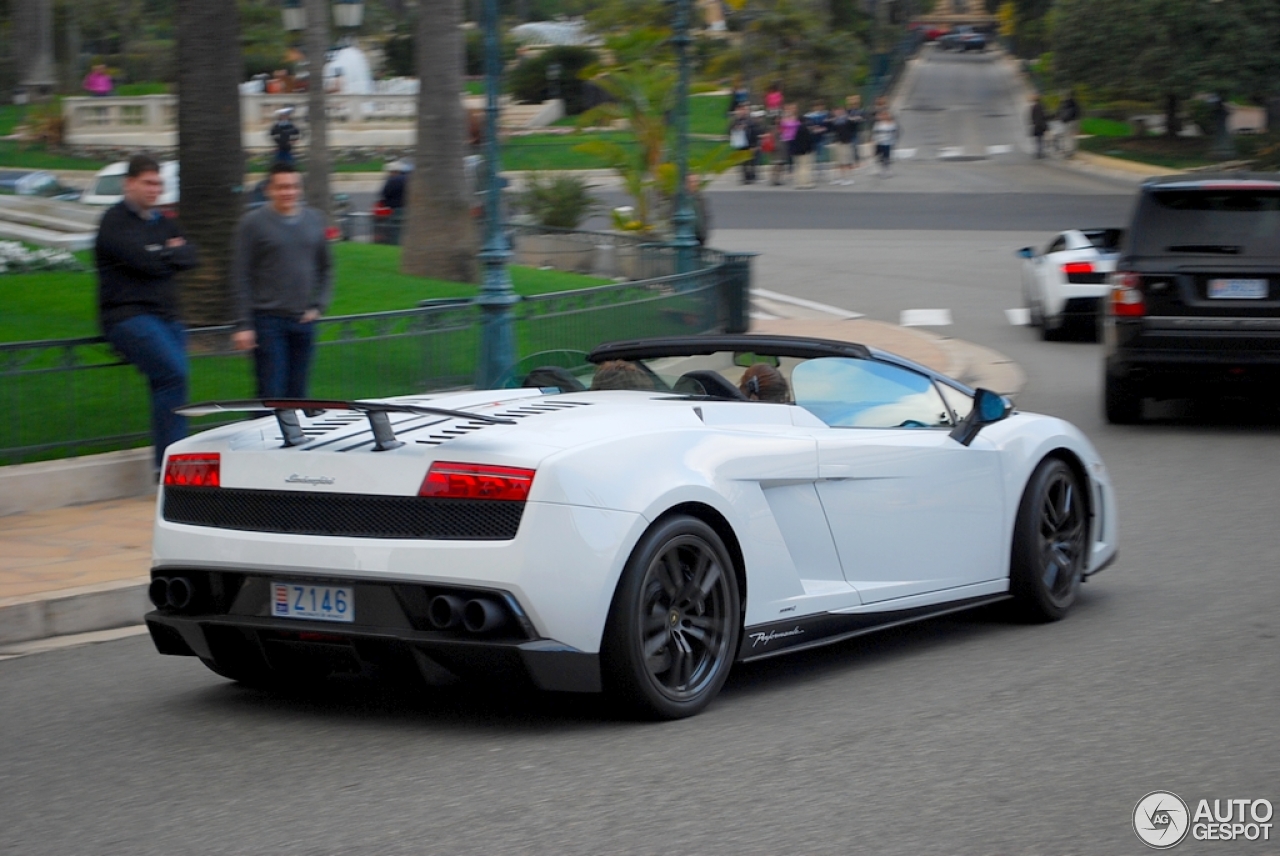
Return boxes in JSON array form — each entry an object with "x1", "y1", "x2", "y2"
[
  {"x1": 1104, "y1": 372, "x2": 1143, "y2": 424},
  {"x1": 1009, "y1": 458, "x2": 1087, "y2": 622},
  {"x1": 601, "y1": 515, "x2": 741, "y2": 720}
]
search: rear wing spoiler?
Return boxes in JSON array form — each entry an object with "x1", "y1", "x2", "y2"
[{"x1": 176, "y1": 399, "x2": 516, "y2": 452}]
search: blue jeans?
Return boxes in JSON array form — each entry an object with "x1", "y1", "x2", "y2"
[
  {"x1": 105, "y1": 315, "x2": 188, "y2": 469},
  {"x1": 253, "y1": 313, "x2": 316, "y2": 399}
]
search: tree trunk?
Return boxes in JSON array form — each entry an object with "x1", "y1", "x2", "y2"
[
  {"x1": 304, "y1": 0, "x2": 332, "y2": 222},
  {"x1": 1165, "y1": 93, "x2": 1182, "y2": 138},
  {"x1": 176, "y1": 0, "x2": 244, "y2": 326},
  {"x1": 401, "y1": 0, "x2": 477, "y2": 282},
  {"x1": 14, "y1": 0, "x2": 55, "y2": 100}
]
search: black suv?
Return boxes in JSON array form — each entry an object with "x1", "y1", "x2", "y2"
[{"x1": 1103, "y1": 174, "x2": 1280, "y2": 423}]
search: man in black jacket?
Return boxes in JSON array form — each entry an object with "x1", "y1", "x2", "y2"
[{"x1": 95, "y1": 153, "x2": 199, "y2": 474}]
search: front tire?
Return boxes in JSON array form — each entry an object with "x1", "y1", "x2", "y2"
[
  {"x1": 1009, "y1": 458, "x2": 1088, "y2": 622},
  {"x1": 601, "y1": 515, "x2": 741, "y2": 720}
]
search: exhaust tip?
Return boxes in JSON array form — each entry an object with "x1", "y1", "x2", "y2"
[
  {"x1": 166, "y1": 576, "x2": 194, "y2": 610},
  {"x1": 148, "y1": 577, "x2": 170, "y2": 609},
  {"x1": 428, "y1": 595, "x2": 465, "y2": 630},
  {"x1": 462, "y1": 598, "x2": 506, "y2": 634}
]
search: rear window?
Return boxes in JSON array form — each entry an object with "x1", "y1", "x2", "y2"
[{"x1": 1129, "y1": 189, "x2": 1280, "y2": 258}]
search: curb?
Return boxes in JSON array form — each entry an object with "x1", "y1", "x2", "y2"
[
  {"x1": 0, "y1": 447, "x2": 154, "y2": 517},
  {"x1": 0, "y1": 578, "x2": 149, "y2": 646}
]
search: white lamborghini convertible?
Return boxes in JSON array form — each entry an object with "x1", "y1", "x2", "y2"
[{"x1": 146, "y1": 334, "x2": 1118, "y2": 719}]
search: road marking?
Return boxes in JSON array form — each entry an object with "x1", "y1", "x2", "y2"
[
  {"x1": 753, "y1": 289, "x2": 864, "y2": 319},
  {"x1": 895, "y1": 148, "x2": 917, "y2": 160},
  {"x1": 937, "y1": 146, "x2": 967, "y2": 159},
  {"x1": 986, "y1": 144, "x2": 1014, "y2": 155},
  {"x1": 750, "y1": 310, "x2": 782, "y2": 320},
  {"x1": 900, "y1": 308, "x2": 952, "y2": 327},
  {"x1": 1005, "y1": 307, "x2": 1031, "y2": 326}
]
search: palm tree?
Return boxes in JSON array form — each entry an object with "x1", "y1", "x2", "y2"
[
  {"x1": 176, "y1": 0, "x2": 245, "y2": 326},
  {"x1": 304, "y1": 0, "x2": 332, "y2": 220},
  {"x1": 401, "y1": 0, "x2": 477, "y2": 282}
]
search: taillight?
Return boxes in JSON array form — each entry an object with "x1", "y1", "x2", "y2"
[
  {"x1": 1110, "y1": 272, "x2": 1145, "y2": 317},
  {"x1": 1062, "y1": 262, "x2": 1095, "y2": 275},
  {"x1": 164, "y1": 453, "x2": 221, "y2": 487},
  {"x1": 419, "y1": 462, "x2": 535, "y2": 501}
]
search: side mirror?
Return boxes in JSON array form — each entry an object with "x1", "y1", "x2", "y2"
[
  {"x1": 1016, "y1": 247, "x2": 1034, "y2": 259},
  {"x1": 949, "y1": 388, "x2": 1013, "y2": 447}
]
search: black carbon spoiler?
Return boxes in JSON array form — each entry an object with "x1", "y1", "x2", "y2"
[{"x1": 176, "y1": 399, "x2": 516, "y2": 452}]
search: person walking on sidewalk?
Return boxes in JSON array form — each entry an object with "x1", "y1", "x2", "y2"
[
  {"x1": 1029, "y1": 94, "x2": 1049, "y2": 159},
  {"x1": 872, "y1": 108, "x2": 900, "y2": 176},
  {"x1": 772, "y1": 104, "x2": 801, "y2": 186},
  {"x1": 1057, "y1": 90, "x2": 1081, "y2": 158},
  {"x1": 791, "y1": 112, "x2": 818, "y2": 189},
  {"x1": 232, "y1": 162, "x2": 334, "y2": 399},
  {"x1": 829, "y1": 106, "x2": 858, "y2": 185},
  {"x1": 95, "y1": 153, "x2": 199, "y2": 475},
  {"x1": 728, "y1": 104, "x2": 762, "y2": 184}
]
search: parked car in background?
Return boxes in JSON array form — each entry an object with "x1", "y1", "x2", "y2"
[
  {"x1": 1103, "y1": 175, "x2": 1280, "y2": 423},
  {"x1": 1019, "y1": 228, "x2": 1123, "y2": 340},
  {"x1": 80, "y1": 160, "x2": 180, "y2": 210},
  {"x1": 939, "y1": 26, "x2": 986, "y2": 52},
  {"x1": 0, "y1": 170, "x2": 81, "y2": 202}
]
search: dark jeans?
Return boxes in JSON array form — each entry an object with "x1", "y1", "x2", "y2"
[
  {"x1": 104, "y1": 314, "x2": 188, "y2": 470},
  {"x1": 253, "y1": 312, "x2": 316, "y2": 399},
  {"x1": 737, "y1": 148, "x2": 758, "y2": 182}
]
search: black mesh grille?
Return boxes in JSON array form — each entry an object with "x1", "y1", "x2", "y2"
[{"x1": 163, "y1": 487, "x2": 524, "y2": 540}]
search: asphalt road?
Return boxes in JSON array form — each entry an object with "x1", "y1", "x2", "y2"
[{"x1": 3, "y1": 51, "x2": 1277, "y2": 856}]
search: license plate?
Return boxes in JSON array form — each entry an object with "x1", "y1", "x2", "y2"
[
  {"x1": 272, "y1": 582, "x2": 354, "y2": 623},
  {"x1": 1208, "y1": 278, "x2": 1268, "y2": 299}
]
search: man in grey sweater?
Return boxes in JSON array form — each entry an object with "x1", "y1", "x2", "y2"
[{"x1": 232, "y1": 162, "x2": 333, "y2": 399}]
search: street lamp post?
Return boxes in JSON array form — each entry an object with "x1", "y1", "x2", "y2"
[
  {"x1": 670, "y1": 0, "x2": 698, "y2": 275},
  {"x1": 474, "y1": 0, "x2": 518, "y2": 388}
]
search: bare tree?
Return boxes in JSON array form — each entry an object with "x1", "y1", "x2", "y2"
[
  {"x1": 304, "y1": 0, "x2": 332, "y2": 220},
  {"x1": 401, "y1": 0, "x2": 477, "y2": 282},
  {"x1": 176, "y1": 0, "x2": 244, "y2": 326}
]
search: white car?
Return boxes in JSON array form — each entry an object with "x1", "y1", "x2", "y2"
[
  {"x1": 1018, "y1": 228, "x2": 1123, "y2": 340},
  {"x1": 145, "y1": 334, "x2": 1119, "y2": 720},
  {"x1": 80, "y1": 160, "x2": 180, "y2": 209}
]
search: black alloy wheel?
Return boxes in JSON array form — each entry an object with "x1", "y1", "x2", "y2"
[
  {"x1": 602, "y1": 515, "x2": 740, "y2": 720},
  {"x1": 1010, "y1": 458, "x2": 1088, "y2": 621}
]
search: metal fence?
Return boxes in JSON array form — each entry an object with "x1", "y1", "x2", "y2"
[{"x1": 0, "y1": 236, "x2": 752, "y2": 465}]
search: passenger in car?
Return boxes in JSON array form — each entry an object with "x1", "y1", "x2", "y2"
[
  {"x1": 590, "y1": 360, "x2": 656, "y2": 391},
  {"x1": 739, "y1": 364, "x2": 790, "y2": 402}
]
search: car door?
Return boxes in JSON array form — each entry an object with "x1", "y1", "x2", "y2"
[{"x1": 792, "y1": 357, "x2": 1006, "y2": 604}]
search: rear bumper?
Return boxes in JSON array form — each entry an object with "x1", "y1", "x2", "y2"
[
  {"x1": 144, "y1": 569, "x2": 602, "y2": 692},
  {"x1": 147, "y1": 609, "x2": 602, "y2": 693},
  {"x1": 1104, "y1": 318, "x2": 1280, "y2": 391}
]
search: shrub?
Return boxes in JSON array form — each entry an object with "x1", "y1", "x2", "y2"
[
  {"x1": 515, "y1": 172, "x2": 598, "y2": 229},
  {"x1": 507, "y1": 45, "x2": 600, "y2": 115}
]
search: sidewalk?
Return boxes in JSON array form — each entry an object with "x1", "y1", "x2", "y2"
[{"x1": 0, "y1": 299, "x2": 1023, "y2": 650}]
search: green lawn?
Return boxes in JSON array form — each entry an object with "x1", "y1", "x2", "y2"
[
  {"x1": 1079, "y1": 135, "x2": 1220, "y2": 170},
  {"x1": 1080, "y1": 117, "x2": 1132, "y2": 138},
  {"x1": 0, "y1": 243, "x2": 609, "y2": 343},
  {"x1": 0, "y1": 248, "x2": 716, "y2": 464}
]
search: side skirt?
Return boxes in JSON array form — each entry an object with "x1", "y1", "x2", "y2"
[{"x1": 736, "y1": 594, "x2": 1010, "y2": 662}]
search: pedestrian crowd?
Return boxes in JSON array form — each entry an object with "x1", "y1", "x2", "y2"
[{"x1": 726, "y1": 83, "x2": 902, "y2": 188}]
